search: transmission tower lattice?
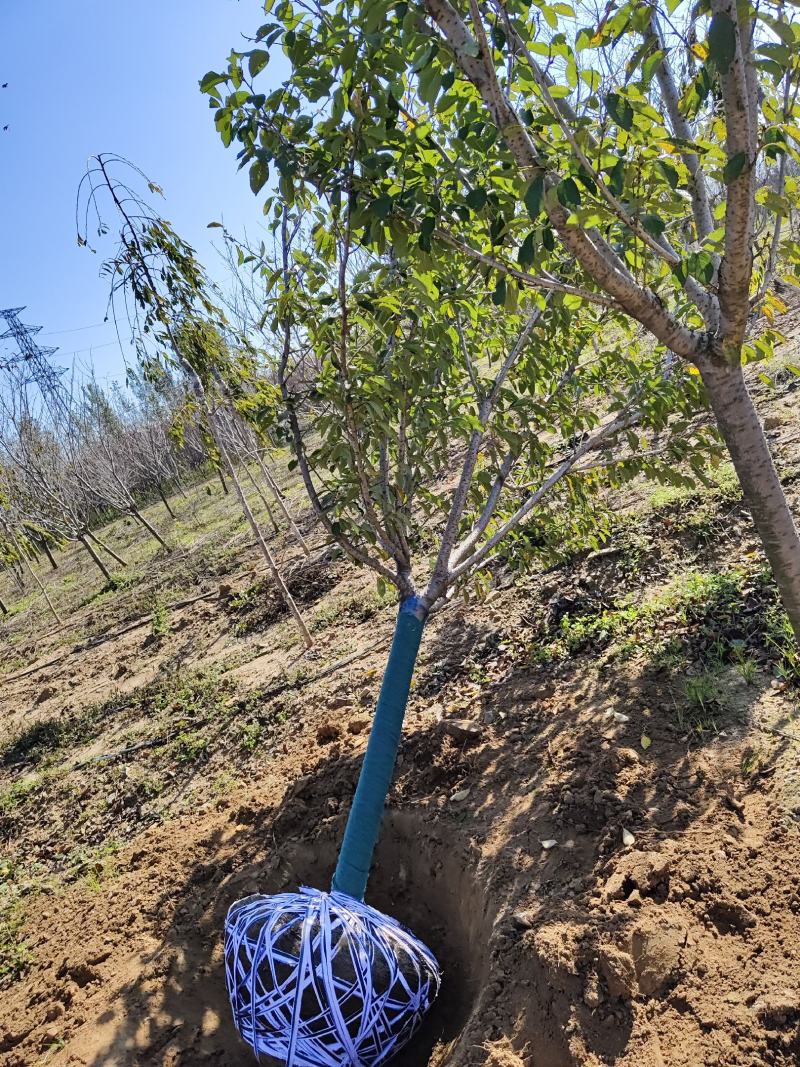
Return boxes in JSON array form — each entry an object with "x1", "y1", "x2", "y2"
[{"x1": 0, "y1": 307, "x2": 69, "y2": 418}]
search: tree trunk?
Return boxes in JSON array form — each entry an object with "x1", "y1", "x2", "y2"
[
  {"x1": 217, "y1": 468, "x2": 229, "y2": 495},
  {"x1": 256, "y1": 452, "x2": 310, "y2": 556},
  {"x1": 81, "y1": 534, "x2": 112, "y2": 583},
  {"x1": 702, "y1": 358, "x2": 800, "y2": 639},
  {"x1": 0, "y1": 597, "x2": 7, "y2": 615},
  {"x1": 10, "y1": 529, "x2": 61, "y2": 625},
  {"x1": 87, "y1": 531, "x2": 128, "y2": 567},
  {"x1": 130, "y1": 507, "x2": 171, "y2": 551},
  {"x1": 158, "y1": 483, "x2": 177, "y2": 519},
  {"x1": 240, "y1": 461, "x2": 280, "y2": 535},
  {"x1": 42, "y1": 541, "x2": 58, "y2": 570},
  {"x1": 220, "y1": 446, "x2": 313, "y2": 648}
]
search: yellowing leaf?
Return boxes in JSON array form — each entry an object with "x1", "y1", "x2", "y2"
[
  {"x1": 691, "y1": 42, "x2": 709, "y2": 60},
  {"x1": 641, "y1": 733, "x2": 652, "y2": 750}
]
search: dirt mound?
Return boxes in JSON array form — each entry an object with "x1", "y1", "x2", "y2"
[{"x1": 3, "y1": 659, "x2": 799, "y2": 1067}]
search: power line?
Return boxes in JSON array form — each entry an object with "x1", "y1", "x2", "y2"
[{"x1": 40, "y1": 321, "x2": 112, "y2": 337}]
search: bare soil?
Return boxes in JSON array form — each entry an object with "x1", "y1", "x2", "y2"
[{"x1": 2, "y1": 355, "x2": 800, "y2": 1065}]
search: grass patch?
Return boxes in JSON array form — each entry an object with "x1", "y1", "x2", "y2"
[
  {"x1": 0, "y1": 858, "x2": 42, "y2": 986},
  {"x1": 647, "y1": 461, "x2": 740, "y2": 513},
  {"x1": 529, "y1": 565, "x2": 798, "y2": 687}
]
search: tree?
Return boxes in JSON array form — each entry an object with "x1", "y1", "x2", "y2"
[
  {"x1": 76, "y1": 154, "x2": 314, "y2": 648},
  {"x1": 206, "y1": 0, "x2": 800, "y2": 638},
  {"x1": 69, "y1": 377, "x2": 172, "y2": 550},
  {"x1": 194, "y1": 194, "x2": 711, "y2": 917},
  {"x1": 0, "y1": 375, "x2": 129, "y2": 583}
]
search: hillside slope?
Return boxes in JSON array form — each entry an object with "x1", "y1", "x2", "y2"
[{"x1": 2, "y1": 346, "x2": 800, "y2": 1066}]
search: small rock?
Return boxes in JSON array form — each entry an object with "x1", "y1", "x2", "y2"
[
  {"x1": 450, "y1": 788, "x2": 470, "y2": 803},
  {"x1": 327, "y1": 695, "x2": 353, "y2": 710},
  {"x1": 347, "y1": 717, "x2": 371, "y2": 735},
  {"x1": 440, "y1": 719, "x2": 481, "y2": 743},
  {"x1": 752, "y1": 990, "x2": 797, "y2": 1025},
  {"x1": 511, "y1": 910, "x2": 536, "y2": 931},
  {"x1": 316, "y1": 722, "x2": 342, "y2": 744},
  {"x1": 602, "y1": 851, "x2": 671, "y2": 902},
  {"x1": 481, "y1": 707, "x2": 497, "y2": 725}
]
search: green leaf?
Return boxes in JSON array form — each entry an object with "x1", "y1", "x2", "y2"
[
  {"x1": 200, "y1": 70, "x2": 226, "y2": 94},
  {"x1": 557, "y1": 177, "x2": 581, "y2": 209},
  {"x1": 524, "y1": 175, "x2": 544, "y2": 219},
  {"x1": 722, "y1": 151, "x2": 747, "y2": 182},
  {"x1": 248, "y1": 50, "x2": 270, "y2": 78},
  {"x1": 606, "y1": 92, "x2": 633, "y2": 131},
  {"x1": 492, "y1": 276, "x2": 507, "y2": 305},
  {"x1": 466, "y1": 187, "x2": 487, "y2": 211},
  {"x1": 641, "y1": 214, "x2": 666, "y2": 237},
  {"x1": 411, "y1": 42, "x2": 437, "y2": 72},
  {"x1": 658, "y1": 161, "x2": 680, "y2": 190},
  {"x1": 708, "y1": 12, "x2": 737, "y2": 75},
  {"x1": 608, "y1": 159, "x2": 625, "y2": 197},
  {"x1": 250, "y1": 159, "x2": 269, "y2": 194},
  {"x1": 518, "y1": 231, "x2": 536, "y2": 268}
]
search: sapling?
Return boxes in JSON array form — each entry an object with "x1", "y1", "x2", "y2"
[
  {"x1": 218, "y1": 196, "x2": 709, "y2": 1062},
  {"x1": 76, "y1": 155, "x2": 314, "y2": 648}
]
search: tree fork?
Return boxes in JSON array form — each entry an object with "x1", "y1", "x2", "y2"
[{"x1": 87, "y1": 530, "x2": 128, "y2": 567}]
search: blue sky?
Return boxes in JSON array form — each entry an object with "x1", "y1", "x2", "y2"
[{"x1": 0, "y1": 0, "x2": 274, "y2": 385}]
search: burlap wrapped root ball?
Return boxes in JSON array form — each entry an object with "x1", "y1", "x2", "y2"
[{"x1": 225, "y1": 886, "x2": 441, "y2": 1066}]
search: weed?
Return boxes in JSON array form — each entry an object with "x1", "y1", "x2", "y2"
[
  {"x1": 0, "y1": 858, "x2": 36, "y2": 985},
  {"x1": 239, "y1": 722, "x2": 263, "y2": 752},
  {"x1": 212, "y1": 772, "x2": 236, "y2": 795},
  {"x1": 151, "y1": 596, "x2": 170, "y2": 637},
  {"x1": 735, "y1": 654, "x2": 759, "y2": 685},
  {"x1": 740, "y1": 746, "x2": 765, "y2": 777},
  {"x1": 764, "y1": 603, "x2": 800, "y2": 683},
  {"x1": 172, "y1": 730, "x2": 209, "y2": 763},
  {"x1": 80, "y1": 569, "x2": 142, "y2": 607},
  {"x1": 0, "y1": 775, "x2": 44, "y2": 817},
  {"x1": 66, "y1": 841, "x2": 121, "y2": 890},
  {"x1": 684, "y1": 671, "x2": 723, "y2": 711},
  {"x1": 647, "y1": 462, "x2": 740, "y2": 514},
  {"x1": 150, "y1": 667, "x2": 232, "y2": 720}
]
